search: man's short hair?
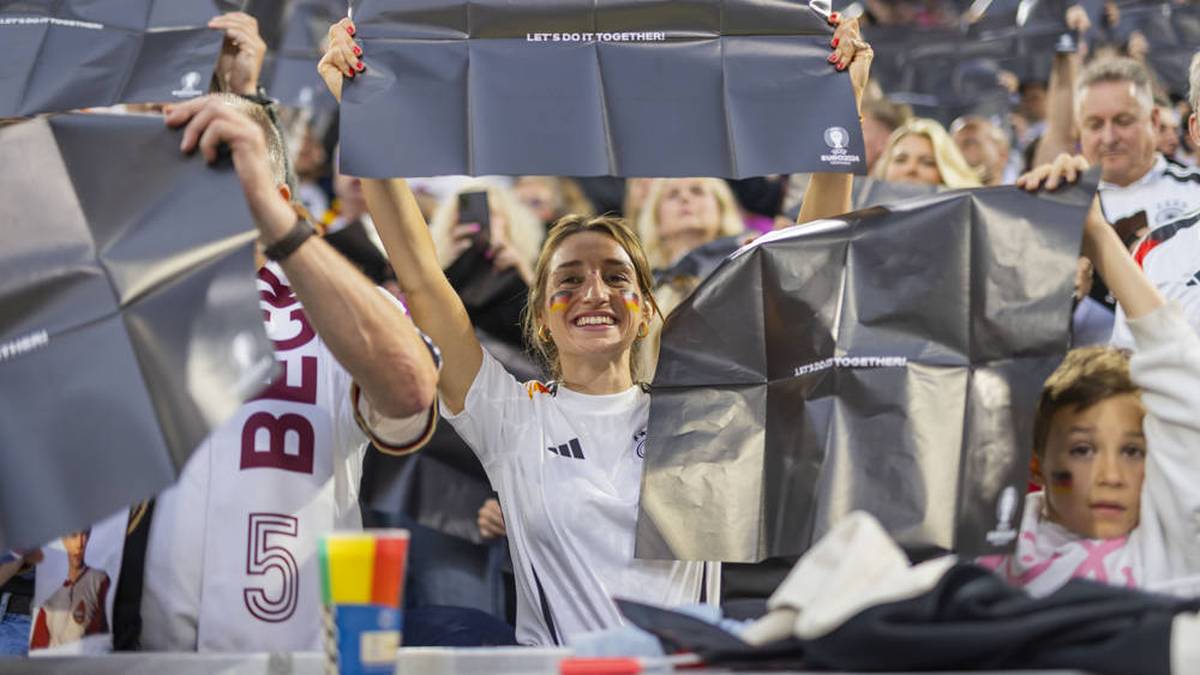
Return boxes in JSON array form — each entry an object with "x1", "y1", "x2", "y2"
[
  {"x1": 1031, "y1": 346, "x2": 1138, "y2": 457},
  {"x1": 949, "y1": 115, "x2": 1010, "y2": 149},
  {"x1": 1076, "y1": 57, "x2": 1155, "y2": 118},
  {"x1": 215, "y1": 93, "x2": 295, "y2": 195},
  {"x1": 861, "y1": 96, "x2": 913, "y2": 132},
  {"x1": 1189, "y1": 51, "x2": 1200, "y2": 115}
]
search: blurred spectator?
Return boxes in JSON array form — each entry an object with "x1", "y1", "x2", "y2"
[
  {"x1": 727, "y1": 177, "x2": 788, "y2": 232},
  {"x1": 951, "y1": 115, "x2": 1012, "y2": 185},
  {"x1": 1077, "y1": 57, "x2": 1200, "y2": 229},
  {"x1": 428, "y1": 181, "x2": 544, "y2": 348},
  {"x1": 634, "y1": 178, "x2": 746, "y2": 378},
  {"x1": 622, "y1": 177, "x2": 656, "y2": 224},
  {"x1": 430, "y1": 182, "x2": 543, "y2": 287},
  {"x1": 513, "y1": 176, "x2": 594, "y2": 230},
  {"x1": 861, "y1": 95, "x2": 914, "y2": 173},
  {"x1": 636, "y1": 178, "x2": 745, "y2": 270},
  {"x1": 1155, "y1": 101, "x2": 1184, "y2": 166},
  {"x1": 293, "y1": 124, "x2": 330, "y2": 219},
  {"x1": 872, "y1": 117, "x2": 983, "y2": 188},
  {"x1": 1017, "y1": 80, "x2": 1048, "y2": 149},
  {"x1": 321, "y1": 170, "x2": 397, "y2": 289},
  {"x1": 1179, "y1": 108, "x2": 1200, "y2": 167}
]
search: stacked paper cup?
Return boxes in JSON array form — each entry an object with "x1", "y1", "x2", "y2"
[{"x1": 319, "y1": 530, "x2": 410, "y2": 675}]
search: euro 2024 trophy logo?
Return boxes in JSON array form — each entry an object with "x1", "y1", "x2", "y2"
[
  {"x1": 820, "y1": 126, "x2": 860, "y2": 167},
  {"x1": 172, "y1": 71, "x2": 204, "y2": 98}
]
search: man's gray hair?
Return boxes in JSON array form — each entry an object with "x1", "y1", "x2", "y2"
[
  {"x1": 215, "y1": 93, "x2": 296, "y2": 196},
  {"x1": 1190, "y1": 51, "x2": 1200, "y2": 115},
  {"x1": 1075, "y1": 57, "x2": 1154, "y2": 118}
]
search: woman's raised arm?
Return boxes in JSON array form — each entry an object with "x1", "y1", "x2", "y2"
[{"x1": 319, "y1": 18, "x2": 482, "y2": 413}]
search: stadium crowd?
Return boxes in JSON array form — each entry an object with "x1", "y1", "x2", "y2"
[{"x1": 3, "y1": 0, "x2": 1200, "y2": 666}]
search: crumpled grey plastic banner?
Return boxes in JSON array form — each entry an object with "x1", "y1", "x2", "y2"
[
  {"x1": 0, "y1": 0, "x2": 223, "y2": 116},
  {"x1": 339, "y1": 0, "x2": 866, "y2": 178},
  {"x1": 0, "y1": 113, "x2": 276, "y2": 550},
  {"x1": 636, "y1": 174, "x2": 1098, "y2": 563}
]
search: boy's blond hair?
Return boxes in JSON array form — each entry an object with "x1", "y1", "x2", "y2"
[{"x1": 1031, "y1": 346, "x2": 1139, "y2": 457}]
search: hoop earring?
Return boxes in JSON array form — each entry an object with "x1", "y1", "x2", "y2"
[
  {"x1": 538, "y1": 324, "x2": 553, "y2": 343},
  {"x1": 636, "y1": 322, "x2": 649, "y2": 339}
]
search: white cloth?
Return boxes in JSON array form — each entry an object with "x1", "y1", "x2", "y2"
[
  {"x1": 141, "y1": 263, "x2": 434, "y2": 652},
  {"x1": 1098, "y1": 154, "x2": 1200, "y2": 230},
  {"x1": 983, "y1": 304, "x2": 1200, "y2": 597},
  {"x1": 1172, "y1": 611, "x2": 1200, "y2": 675},
  {"x1": 1111, "y1": 209, "x2": 1200, "y2": 349},
  {"x1": 442, "y1": 350, "x2": 704, "y2": 646},
  {"x1": 741, "y1": 512, "x2": 955, "y2": 645}
]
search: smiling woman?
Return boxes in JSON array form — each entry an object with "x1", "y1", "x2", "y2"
[{"x1": 523, "y1": 215, "x2": 661, "y2": 387}]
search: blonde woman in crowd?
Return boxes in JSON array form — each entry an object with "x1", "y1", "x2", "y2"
[
  {"x1": 636, "y1": 178, "x2": 745, "y2": 270},
  {"x1": 633, "y1": 178, "x2": 747, "y2": 378},
  {"x1": 872, "y1": 117, "x2": 983, "y2": 188}
]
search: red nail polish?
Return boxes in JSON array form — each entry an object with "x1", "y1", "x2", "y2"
[
  {"x1": 353, "y1": 45, "x2": 362, "y2": 56},
  {"x1": 346, "y1": 25, "x2": 355, "y2": 36},
  {"x1": 347, "y1": 70, "x2": 355, "y2": 79},
  {"x1": 837, "y1": 62, "x2": 846, "y2": 71},
  {"x1": 830, "y1": 12, "x2": 840, "y2": 22},
  {"x1": 827, "y1": 53, "x2": 837, "y2": 62},
  {"x1": 357, "y1": 62, "x2": 366, "y2": 72},
  {"x1": 832, "y1": 37, "x2": 840, "y2": 47}
]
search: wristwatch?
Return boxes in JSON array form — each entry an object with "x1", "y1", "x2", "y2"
[{"x1": 264, "y1": 216, "x2": 316, "y2": 262}]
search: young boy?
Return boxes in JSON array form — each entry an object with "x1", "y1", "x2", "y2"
[{"x1": 982, "y1": 154, "x2": 1200, "y2": 596}]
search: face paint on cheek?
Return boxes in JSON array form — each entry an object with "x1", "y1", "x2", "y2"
[
  {"x1": 549, "y1": 290, "x2": 572, "y2": 313},
  {"x1": 1050, "y1": 470, "x2": 1074, "y2": 493},
  {"x1": 621, "y1": 290, "x2": 641, "y2": 314}
]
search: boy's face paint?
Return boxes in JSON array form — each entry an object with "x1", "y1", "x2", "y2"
[
  {"x1": 1040, "y1": 394, "x2": 1146, "y2": 540},
  {"x1": 549, "y1": 290, "x2": 572, "y2": 313},
  {"x1": 1049, "y1": 470, "x2": 1074, "y2": 493}
]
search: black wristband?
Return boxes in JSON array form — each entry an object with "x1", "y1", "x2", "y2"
[{"x1": 263, "y1": 216, "x2": 316, "y2": 262}]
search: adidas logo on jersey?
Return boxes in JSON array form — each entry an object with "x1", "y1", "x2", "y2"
[
  {"x1": 547, "y1": 438, "x2": 585, "y2": 460},
  {"x1": 1187, "y1": 270, "x2": 1200, "y2": 288}
]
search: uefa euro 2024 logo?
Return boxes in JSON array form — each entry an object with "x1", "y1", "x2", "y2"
[
  {"x1": 820, "y1": 126, "x2": 860, "y2": 167},
  {"x1": 172, "y1": 71, "x2": 204, "y2": 98},
  {"x1": 824, "y1": 126, "x2": 848, "y2": 150}
]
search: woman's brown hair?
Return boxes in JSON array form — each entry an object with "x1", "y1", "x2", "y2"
[{"x1": 522, "y1": 214, "x2": 662, "y2": 382}]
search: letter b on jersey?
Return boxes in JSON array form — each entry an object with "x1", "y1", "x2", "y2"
[{"x1": 240, "y1": 412, "x2": 315, "y2": 474}]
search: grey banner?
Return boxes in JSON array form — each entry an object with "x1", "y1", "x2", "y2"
[
  {"x1": 636, "y1": 175, "x2": 1098, "y2": 563},
  {"x1": 0, "y1": 1, "x2": 223, "y2": 116},
  {"x1": 339, "y1": 0, "x2": 866, "y2": 178},
  {"x1": 0, "y1": 113, "x2": 276, "y2": 550}
]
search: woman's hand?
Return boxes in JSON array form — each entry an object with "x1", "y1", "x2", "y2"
[
  {"x1": 827, "y1": 14, "x2": 874, "y2": 114},
  {"x1": 317, "y1": 18, "x2": 364, "y2": 103}
]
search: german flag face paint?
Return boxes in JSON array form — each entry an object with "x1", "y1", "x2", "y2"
[
  {"x1": 549, "y1": 290, "x2": 572, "y2": 313},
  {"x1": 621, "y1": 290, "x2": 641, "y2": 315},
  {"x1": 1049, "y1": 470, "x2": 1074, "y2": 493}
]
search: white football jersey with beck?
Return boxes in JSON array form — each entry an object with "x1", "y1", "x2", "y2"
[{"x1": 140, "y1": 263, "x2": 431, "y2": 651}]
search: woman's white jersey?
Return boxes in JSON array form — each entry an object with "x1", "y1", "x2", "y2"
[{"x1": 443, "y1": 350, "x2": 704, "y2": 645}]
